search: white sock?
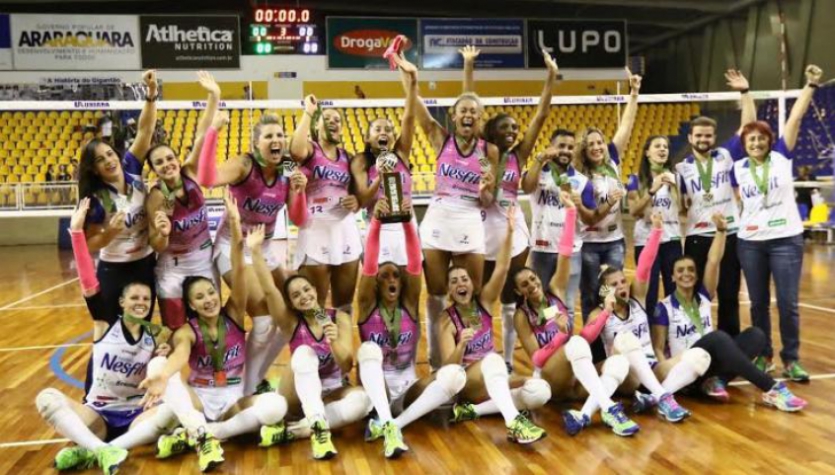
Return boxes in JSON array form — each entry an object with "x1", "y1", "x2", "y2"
[
  {"x1": 662, "y1": 349, "x2": 710, "y2": 394},
  {"x1": 501, "y1": 303, "x2": 517, "y2": 365},
  {"x1": 163, "y1": 373, "x2": 209, "y2": 433},
  {"x1": 36, "y1": 388, "x2": 106, "y2": 450},
  {"x1": 245, "y1": 315, "x2": 276, "y2": 395},
  {"x1": 291, "y1": 346, "x2": 326, "y2": 420},
  {"x1": 426, "y1": 295, "x2": 446, "y2": 370},
  {"x1": 394, "y1": 365, "x2": 466, "y2": 429},
  {"x1": 478, "y1": 354, "x2": 519, "y2": 425},
  {"x1": 110, "y1": 404, "x2": 177, "y2": 449},
  {"x1": 570, "y1": 357, "x2": 615, "y2": 413},
  {"x1": 357, "y1": 343, "x2": 392, "y2": 422},
  {"x1": 581, "y1": 373, "x2": 620, "y2": 418},
  {"x1": 207, "y1": 393, "x2": 287, "y2": 441},
  {"x1": 614, "y1": 333, "x2": 666, "y2": 398},
  {"x1": 324, "y1": 390, "x2": 372, "y2": 430}
]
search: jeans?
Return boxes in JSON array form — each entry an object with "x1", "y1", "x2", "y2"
[
  {"x1": 685, "y1": 233, "x2": 741, "y2": 336},
  {"x1": 580, "y1": 240, "x2": 625, "y2": 322},
  {"x1": 530, "y1": 251, "x2": 581, "y2": 331},
  {"x1": 634, "y1": 240, "x2": 683, "y2": 321},
  {"x1": 737, "y1": 234, "x2": 804, "y2": 363}
]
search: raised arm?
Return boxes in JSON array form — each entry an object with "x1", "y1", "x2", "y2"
[
  {"x1": 480, "y1": 204, "x2": 516, "y2": 305},
  {"x1": 70, "y1": 199, "x2": 99, "y2": 298},
  {"x1": 184, "y1": 72, "x2": 222, "y2": 178},
  {"x1": 195, "y1": 111, "x2": 244, "y2": 188},
  {"x1": 460, "y1": 45, "x2": 480, "y2": 94},
  {"x1": 401, "y1": 198, "x2": 423, "y2": 311},
  {"x1": 725, "y1": 70, "x2": 755, "y2": 133},
  {"x1": 703, "y1": 213, "x2": 728, "y2": 298},
  {"x1": 290, "y1": 95, "x2": 317, "y2": 162},
  {"x1": 138, "y1": 325, "x2": 196, "y2": 408},
  {"x1": 516, "y1": 52, "x2": 558, "y2": 163},
  {"x1": 478, "y1": 143, "x2": 500, "y2": 207},
  {"x1": 631, "y1": 212, "x2": 662, "y2": 305},
  {"x1": 146, "y1": 191, "x2": 171, "y2": 253},
  {"x1": 785, "y1": 65, "x2": 824, "y2": 151},
  {"x1": 357, "y1": 200, "x2": 386, "y2": 313},
  {"x1": 248, "y1": 224, "x2": 294, "y2": 332},
  {"x1": 129, "y1": 70, "x2": 159, "y2": 162},
  {"x1": 224, "y1": 192, "x2": 247, "y2": 325},
  {"x1": 395, "y1": 53, "x2": 446, "y2": 151},
  {"x1": 521, "y1": 150, "x2": 551, "y2": 194},
  {"x1": 393, "y1": 53, "x2": 418, "y2": 161},
  {"x1": 550, "y1": 192, "x2": 575, "y2": 301},
  {"x1": 286, "y1": 168, "x2": 309, "y2": 227},
  {"x1": 329, "y1": 312, "x2": 355, "y2": 374},
  {"x1": 611, "y1": 70, "x2": 641, "y2": 157}
]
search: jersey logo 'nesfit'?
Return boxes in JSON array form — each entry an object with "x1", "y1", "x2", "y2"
[
  {"x1": 438, "y1": 163, "x2": 480, "y2": 184},
  {"x1": 312, "y1": 165, "x2": 350, "y2": 183},
  {"x1": 242, "y1": 197, "x2": 281, "y2": 216},
  {"x1": 100, "y1": 353, "x2": 147, "y2": 379},
  {"x1": 173, "y1": 208, "x2": 207, "y2": 232},
  {"x1": 197, "y1": 344, "x2": 241, "y2": 368}
]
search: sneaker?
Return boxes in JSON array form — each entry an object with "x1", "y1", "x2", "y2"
[
  {"x1": 601, "y1": 403, "x2": 640, "y2": 437},
  {"x1": 364, "y1": 418, "x2": 384, "y2": 442},
  {"x1": 656, "y1": 393, "x2": 690, "y2": 423},
  {"x1": 196, "y1": 434, "x2": 224, "y2": 472},
  {"x1": 763, "y1": 382, "x2": 808, "y2": 412},
  {"x1": 54, "y1": 447, "x2": 96, "y2": 471},
  {"x1": 631, "y1": 391, "x2": 656, "y2": 413},
  {"x1": 310, "y1": 419, "x2": 337, "y2": 460},
  {"x1": 94, "y1": 446, "x2": 128, "y2": 475},
  {"x1": 382, "y1": 421, "x2": 409, "y2": 459},
  {"x1": 782, "y1": 361, "x2": 810, "y2": 383},
  {"x1": 560, "y1": 409, "x2": 590, "y2": 437},
  {"x1": 701, "y1": 376, "x2": 730, "y2": 402},
  {"x1": 156, "y1": 428, "x2": 192, "y2": 459},
  {"x1": 754, "y1": 356, "x2": 775, "y2": 373},
  {"x1": 450, "y1": 402, "x2": 478, "y2": 423},
  {"x1": 506, "y1": 414, "x2": 547, "y2": 444},
  {"x1": 260, "y1": 421, "x2": 295, "y2": 447}
]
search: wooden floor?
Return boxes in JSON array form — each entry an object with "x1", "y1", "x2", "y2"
[{"x1": 1, "y1": 243, "x2": 835, "y2": 474}]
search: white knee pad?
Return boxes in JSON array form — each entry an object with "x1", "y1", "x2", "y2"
[
  {"x1": 480, "y1": 353, "x2": 508, "y2": 380},
  {"x1": 357, "y1": 341, "x2": 384, "y2": 364},
  {"x1": 613, "y1": 331, "x2": 642, "y2": 355},
  {"x1": 601, "y1": 354, "x2": 630, "y2": 385},
  {"x1": 435, "y1": 365, "x2": 467, "y2": 398},
  {"x1": 146, "y1": 356, "x2": 167, "y2": 378},
  {"x1": 253, "y1": 393, "x2": 288, "y2": 425},
  {"x1": 564, "y1": 336, "x2": 592, "y2": 363},
  {"x1": 518, "y1": 378, "x2": 552, "y2": 410},
  {"x1": 249, "y1": 316, "x2": 275, "y2": 345},
  {"x1": 36, "y1": 388, "x2": 67, "y2": 421},
  {"x1": 330, "y1": 390, "x2": 373, "y2": 425},
  {"x1": 681, "y1": 347, "x2": 712, "y2": 376},
  {"x1": 290, "y1": 345, "x2": 319, "y2": 374}
]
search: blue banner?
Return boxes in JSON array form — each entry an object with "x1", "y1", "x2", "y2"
[
  {"x1": 420, "y1": 18, "x2": 524, "y2": 69},
  {"x1": 0, "y1": 14, "x2": 11, "y2": 70}
]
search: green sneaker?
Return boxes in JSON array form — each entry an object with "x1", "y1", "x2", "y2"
[
  {"x1": 310, "y1": 419, "x2": 337, "y2": 460},
  {"x1": 54, "y1": 447, "x2": 96, "y2": 471},
  {"x1": 451, "y1": 403, "x2": 478, "y2": 423},
  {"x1": 783, "y1": 361, "x2": 810, "y2": 383},
  {"x1": 364, "y1": 418, "x2": 384, "y2": 442},
  {"x1": 754, "y1": 356, "x2": 775, "y2": 373},
  {"x1": 382, "y1": 421, "x2": 409, "y2": 459},
  {"x1": 156, "y1": 428, "x2": 192, "y2": 459},
  {"x1": 506, "y1": 414, "x2": 546, "y2": 444},
  {"x1": 260, "y1": 421, "x2": 295, "y2": 447},
  {"x1": 601, "y1": 403, "x2": 640, "y2": 437},
  {"x1": 94, "y1": 446, "x2": 128, "y2": 475},
  {"x1": 196, "y1": 434, "x2": 224, "y2": 472}
]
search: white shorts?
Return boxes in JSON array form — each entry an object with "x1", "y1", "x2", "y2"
[
  {"x1": 386, "y1": 368, "x2": 419, "y2": 415},
  {"x1": 293, "y1": 214, "x2": 363, "y2": 269},
  {"x1": 370, "y1": 215, "x2": 420, "y2": 267},
  {"x1": 483, "y1": 202, "x2": 530, "y2": 261},
  {"x1": 156, "y1": 246, "x2": 215, "y2": 299},
  {"x1": 214, "y1": 236, "x2": 282, "y2": 277},
  {"x1": 420, "y1": 203, "x2": 485, "y2": 255},
  {"x1": 193, "y1": 384, "x2": 245, "y2": 422}
]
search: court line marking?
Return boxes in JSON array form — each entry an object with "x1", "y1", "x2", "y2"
[
  {"x1": 0, "y1": 278, "x2": 78, "y2": 311},
  {"x1": 0, "y1": 342, "x2": 91, "y2": 352},
  {"x1": 0, "y1": 303, "x2": 85, "y2": 312},
  {"x1": 728, "y1": 372, "x2": 835, "y2": 386},
  {"x1": 49, "y1": 331, "x2": 91, "y2": 389},
  {"x1": 0, "y1": 438, "x2": 69, "y2": 448}
]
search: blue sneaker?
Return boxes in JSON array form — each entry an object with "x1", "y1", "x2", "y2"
[
  {"x1": 656, "y1": 393, "x2": 690, "y2": 422},
  {"x1": 631, "y1": 391, "x2": 656, "y2": 413},
  {"x1": 561, "y1": 410, "x2": 590, "y2": 436}
]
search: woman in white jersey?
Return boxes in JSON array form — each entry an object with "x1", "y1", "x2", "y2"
[
  {"x1": 37, "y1": 199, "x2": 176, "y2": 475},
  {"x1": 461, "y1": 45, "x2": 559, "y2": 370},
  {"x1": 730, "y1": 65, "x2": 824, "y2": 382},
  {"x1": 650, "y1": 213, "x2": 807, "y2": 412},
  {"x1": 574, "y1": 71, "x2": 641, "y2": 326},
  {"x1": 77, "y1": 70, "x2": 158, "y2": 320}
]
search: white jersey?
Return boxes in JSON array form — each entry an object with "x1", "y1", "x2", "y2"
[
  {"x1": 653, "y1": 289, "x2": 714, "y2": 358},
  {"x1": 731, "y1": 139, "x2": 803, "y2": 241},
  {"x1": 581, "y1": 144, "x2": 624, "y2": 243},
  {"x1": 85, "y1": 318, "x2": 156, "y2": 412},
  {"x1": 627, "y1": 175, "x2": 681, "y2": 246},
  {"x1": 530, "y1": 165, "x2": 595, "y2": 254},
  {"x1": 677, "y1": 136, "x2": 743, "y2": 236},
  {"x1": 600, "y1": 298, "x2": 657, "y2": 365}
]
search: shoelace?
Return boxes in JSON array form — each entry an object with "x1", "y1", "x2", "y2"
[
  {"x1": 611, "y1": 406, "x2": 630, "y2": 424},
  {"x1": 313, "y1": 426, "x2": 329, "y2": 445},
  {"x1": 660, "y1": 396, "x2": 682, "y2": 414},
  {"x1": 199, "y1": 439, "x2": 215, "y2": 456}
]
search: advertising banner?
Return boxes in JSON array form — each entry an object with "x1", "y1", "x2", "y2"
[
  {"x1": 420, "y1": 18, "x2": 524, "y2": 69},
  {"x1": 11, "y1": 14, "x2": 140, "y2": 70},
  {"x1": 0, "y1": 14, "x2": 11, "y2": 70},
  {"x1": 327, "y1": 17, "x2": 418, "y2": 69},
  {"x1": 527, "y1": 20, "x2": 627, "y2": 69},
  {"x1": 140, "y1": 15, "x2": 240, "y2": 69}
]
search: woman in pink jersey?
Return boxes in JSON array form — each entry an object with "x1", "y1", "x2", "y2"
[
  {"x1": 289, "y1": 95, "x2": 362, "y2": 313},
  {"x1": 140, "y1": 194, "x2": 288, "y2": 472},
  {"x1": 509, "y1": 191, "x2": 638, "y2": 437},
  {"x1": 437, "y1": 205, "x2": 550, "y2": 445},
  {"x1": 248, "y1": 226, "x2": 372, "y2": 461},
  {"x1": 146, "y1": 71, "x2": 220, "y2": 330},
  {"x1": 356, "y1": 197, "x2": 466, "y2": 458},
  {"x1": 350, "y1": 54, "x2": 418, "y2": 268},
  {"x1": 461, "y1": 45, "x2": 559, "y2": 370}
]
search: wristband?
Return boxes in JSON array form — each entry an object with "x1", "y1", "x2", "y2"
[
  {"x1": 740, "y1": 88, "x2": 750, "y2": 94},
  {"x1": 648, "y1": 189, "x2": 657, "y2": 197},
  {"x1": 145, "y1": 94, "x2": 158, "y2": 102},
  {"x1": 809, "y1": 83, "x2": 820, "y2": 89}
]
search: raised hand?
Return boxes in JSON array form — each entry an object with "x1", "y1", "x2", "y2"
[
  {"x1": 289, "y1": 169, "x2": 307, "y2": 193},
  {"x1": 196, "y1": 71, "x2": 221, "y2": 97},
  {"x1": 806, "y1": 64, "x2": 824, "y2": 86},
  {"x1": 479, "y1": 170, "x2": 495, "y2": 194},
  {"x1": 626, "y1": 67, "x2": 642, "y2": 93},
  {"x1": 246, "y1": 224, "x2": 265, "y2": 251},
  {"x1": 558, "y1": 190, "x2": 575, "y2": 209},
  {"x1": 223, "y1": 189, "x2": 240, "y2": 224},
  {"x1": 650, "y1": 211, "x2": 663, "y2": 229},
  {"x1": 71, "y1": 198, "x2": 90, "y2": 231},
  {"x1": 459, "y1": 45, "x2": 481, "y2": 62},
  {"x1": 724, "y1": 69, "x2": 750, "y2": 91},
  {"x1": 711, "y1": 212, "x2": 728, "y2": 232},
  {"x1": 373, "y1": 197, "x2": 391, "y2": 219},
  {"x1": 543, "y1": 50, "x2": 559, "y2": 75},
  {"x1": 154, "y1": 210, "x2": 171, "y2": 237},
  {"x1": 304, "y1": 94, "x2": 318, "y2": 115},
  {"x1": 143, "y1": 70, "x2": 158, "y2": 95},
  {"x1": 603, "y1": 286, "x2": 617, "y2": 312},
  {"x1": 211, "y1": 111, "x2": 229, "y2": 130},
  {"x1": 108, "y1": 211, "x2": 126, "y2": 233},
  {"x1": 393, "y1": 52, "x2": 417, "y2": 75},
  {"x1": 322, "y1": 321, "x2": 338, "y2": 343}
]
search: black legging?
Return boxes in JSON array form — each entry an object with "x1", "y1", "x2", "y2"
[{"x1": 692, "y1": 328, "x2": 775, "y2": 392}]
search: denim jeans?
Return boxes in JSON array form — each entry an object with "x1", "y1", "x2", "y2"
[
  {"x1": 530, "y1": 251, "x2": 581, "y2": 331},
  {"x1": 634, "y1": 240, "x2": 683, "y2": 321},
  {"x1": 580, "y1": 239, "x2": 626, "y2": 322},
  {"x1": 737, "y1": 234, "x2": 804, "y2": 363}
]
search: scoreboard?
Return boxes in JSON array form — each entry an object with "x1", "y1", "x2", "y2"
[{"x1": 247, "y1": 7, "x2": 321, "y2": 55}]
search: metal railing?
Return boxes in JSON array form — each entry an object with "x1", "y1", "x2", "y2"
[{"x1": 0, "y1": 182, "x2": 77, "y2": 213}]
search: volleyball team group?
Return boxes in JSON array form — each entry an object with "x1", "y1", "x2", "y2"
[{"x1": 34, "y1": 42, "x2": 825, "y2": 474}]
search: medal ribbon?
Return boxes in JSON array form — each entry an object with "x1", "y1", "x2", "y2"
[
  {"x1": 549, "y1": 164, "x2": 569, "y2": 190},
  {"x1": 378, "y1": 301, "x2": 403, "y2": 348},
  {"x1": 695, "y1": 156, "x2": 714, "y2": 195},
  {"x1": 160, "y1": 176, "x2": 184, "y2": 209},
  {"x1": 456, "y1": 302, "x2": 481, "y2": 329},
  {"x1": 750, "y1": 155, "x2": 771, "y2": 200},
  {"x1": 197, "y1": 317, "x2": 227, "y2": 372},
  {"x1": 122, "y1": 313, "x2": 164, "y2": 340},
  {"x1": 675, "y1": 291, "x2": 704, "y2": 336},
  {"x1": 536, "y1": 298, "x2": 550, "y2": 326}
]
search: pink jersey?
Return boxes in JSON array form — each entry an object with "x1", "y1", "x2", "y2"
[
  {"x1": 366, "y1": 152, "x2": 413, "y2": 210},
  {"x1": 217, "y1": 157, "x2": 290, "y2": 240},
  {"x1": 156, "y1": 174, "x2": 211, "y2": 255},
  {"x1": 518, "y1": 292, "x2": 568, "y2": 348},
  {"x1": 446, "y1": 300, "x2": 495, "y2": 366},
  {"x1": 358, "y1": 303, "x2": 419, "y2": 373},
  {"x1": 433, "y1": 136, "x2": 487, "y2": 209},
  {"x1": 289, "y1": 309, "x2": 345, "y2": 387},
  {"x1": 497, "y1": 152, "x2": 521, "y2": 203},
  {"x1": 301, "y1": 142, "x2": 352, "y2": 221},
  {"x1": 187, "y1": 314, "x2": 246, "y2": 388}
]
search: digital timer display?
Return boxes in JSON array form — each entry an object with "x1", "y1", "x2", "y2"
[
  {"x1": 247, "y1": 7, "x2": 321, "y2": 55},
  {"x1": 253, "y1": 8, "x2": 311, "y2": 24}
]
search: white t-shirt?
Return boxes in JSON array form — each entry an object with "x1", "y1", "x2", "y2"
[
  {"x1": 652, "y1": 288, "x2": 714, "y2": 358},
  {"x1": 600, "y1": 298, "x2": 657, "y2": 365},
  {"x1": 529, "y1": 165, "x2": 596, "y2": 254},
  {"x1": 580, "y1": 143, "x2": 624, "y2": 243},
  {"x1": 626, "y1": 174, "x2": 681, "y2": 246}
]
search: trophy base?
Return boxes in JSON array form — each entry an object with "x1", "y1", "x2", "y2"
[{"x1": 379, "y1": 212, "x2": 412, "y2": 224}]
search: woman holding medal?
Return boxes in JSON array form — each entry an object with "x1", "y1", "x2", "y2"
[
  {"x1": 139, "y1": 193, "x2": 289, "y2": 472},
  {"x1": 731, "y1": 65, "x2": 825, "y2": 382},
  {"x1": 77, "y1": 70, "x2": 159, "y2": 320},
  {"x1": 461, "y1": 45, "x2": 559, "y2": 370}
]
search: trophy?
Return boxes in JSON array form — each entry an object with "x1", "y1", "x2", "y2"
[{"x1": 377, "y1": 149, "x2": 411, "y2": 223}]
